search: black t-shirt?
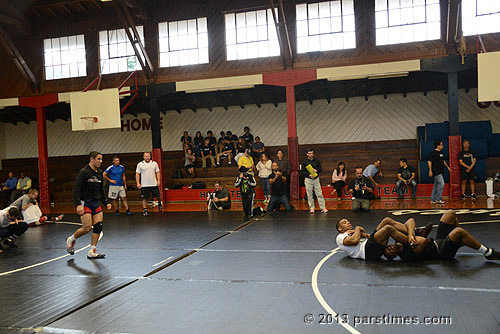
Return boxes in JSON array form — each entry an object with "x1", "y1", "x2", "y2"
[
  {"x1": 269, "y1": 172, "x2": 286, "y2": 197},
  {"x1": 73, "y1": 165, "x2": 109, "y2": 206},
  {"x1": 206, "y1": 136, "x2": 217, "y2": 146},
  {"x1": 347, "y1": 176, "x2": 374, "y2": 199},
  {"x1": 458, "y1": 149, "x2": 475, "y2": 169},
  {"x1": 429, "y1": 149, "x2": 445, "y2": 176},
  {"x1": 223, "y1": 142, "x2": 232, "y2": 152},
  {"x1": 218, "y1": 136, "x2": 225, "y2": 145},
  {"x1": 242, "y1": 133, "x2": 254, "y2": 144},
  {"x1": 194, "y1": 136, "x2": 204, "y2": 147},
  {"x1": 202, "y1": 144, "x2": 214, "y2": 156},
  {"x1": 236, "y1": 143, "x2": 247, "y2": 154},
  {"x1": 180, "y1": 135, "x2": 192, "y2": 143},
  {"x1": 397, "y1": 165, "x2": 415, "y2": 180}
]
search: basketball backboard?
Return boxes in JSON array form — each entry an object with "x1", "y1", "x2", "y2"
[
  {"x1": 478, "y1": 51, "x2": 500, "y2": 102},
  {"x1": 70, "y1": 88, "x2": 121, "y2": 131}
]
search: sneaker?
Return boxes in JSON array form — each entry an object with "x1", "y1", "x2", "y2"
[
  {"x1": 38, "y1": 216, "x2": 48, "y2": 225},
  {"x1": 66, "y1": 236, "x2": 75, "y2": 255},
  {"x1": 321, "y1": 208, "x2": 328, "y2": 213},
  {"x1": 55, "y1": 214, "x2": 64, "y2": 221},
  {"x1": 87, "y1": 248, "x2": 105, "y2": 259},
  {"x1": 471, "y1": 193, "x2": 477, "y2": 199},
  {"x1": 115, "y1": 210, "x2": 120, "y2": 216},
  {"x1": 143, "y1": 210, "x2": 149, "y2": 217},
  {"x1": 430, "y1": 200, "x2": 437, "y2": 204},
  {"x1": 126, "y1": 210, "x2": 133, "y2": 216},
  {"x1": 485, "y1": 248, "x2": 500, "y2": 261},
  {"x1": 437, "y1": 200, "x2": 446, "y2": 204},
  {"x1": 309, "y1": 209, "x2": 315, "y2": 214},
  {"x1": 461, "y1": 194, "x2": 466, "y2": 200},
  {"x1": 3, "y1": 237, "x2": 17, "y2": 248},
  {"x1": 415, "y1": 222, "x2": 433, "y2": 238},
  {"x1": 228, "y1": 161, "x2": 232, "y2": 165},
  {"x1": 217, "y1": 206, "x2": 223, "y2": 211}
]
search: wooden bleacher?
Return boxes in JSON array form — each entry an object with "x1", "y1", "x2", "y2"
[{"x1": 1, "y1": 139, "x2": 497, "y2": 205}]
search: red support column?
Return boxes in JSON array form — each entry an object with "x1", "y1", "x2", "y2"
[
  {"x1": 19, "y1": 94, "x2": 59, "y2": 212},
  {"x1": 263, "y1": 69, "x2": 316, "y2": 200},
  {"x1": 152, "y1": 148, "x2": 165, "y2": 205},
  {"x1": 448, "y1": 135, "x2": 462, "y2": 199}
]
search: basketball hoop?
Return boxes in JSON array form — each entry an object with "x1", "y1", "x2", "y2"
[{"x1": 80, "y1": 116, "x2": 98, "y2": 131}]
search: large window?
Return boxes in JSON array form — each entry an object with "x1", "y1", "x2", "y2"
[
  {"x1": 43, "y1": 35, "x2": 86, "y2": 80},
  {"x1": 159, "y1": 17, "x2": 209, "y2": 67},
  {"x1": 225, "y1": 9, "x2": 280, "y2": 61},
  {"x1": 375, "y1": 0, "x2": 440, "y2": 46},
  {"x1": 296, "y1": 0, "x2": 355, "y2": 53},
  {"x1": 99, "y1": 27, "x2": 144, "y2": 74},
  {"x1": 462, "y1": 0, "x2": 500, "y2": 36}
]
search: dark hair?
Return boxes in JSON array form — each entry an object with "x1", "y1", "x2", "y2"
[
  {"x1": 375, "y1": 159, "x2": 381, "y2": 163},
  {"x1": 113, "y1": 156, "x2": 120, "y2": 160},
  {"x1": 244, "y1": 126, "x2": 249, "y2": 131},
  {"x1": 255, "y1": 136, "x2": 260, "y2": 140},
  {"x1": 276, "y1": 149, "x2": 283, "y2": 154},
  {"x1": 433, "y1": 139, "x2": 442, "y2": 148},
  {"x1": 336, "y1": 161, "x2": 346, "y2": 176},
  {"x1": 207, "y1": 130, "x2": 213, "y2": 135},
  {"x1": 355, "y1": 166, "x2": 363, "y2": 171},
  {"x1": 463, "y1": 139, "x2": 470, "y2": 144},
  {"x1": 143, "y1": 151, "x2": 151, "y2": 156},
  {"x1": 195, "y1": 131, "x2": 202, "y2": 137},
  {"x1": 336, "y1": 219, "x2": 343, "y2": 232},
  {"x1": 399, "y1": 158, "x2": 407, "y2": 163},
  {"x1": 7, "y1": 207, "x2": 20, "y2": 219},
  {"x1": 215, "y1": 180, "x2": 223, "y2": 186},
  {"x1": 184, "y1": 131, "x2": 188, "y2": 134},
  {"x1": 227, "y1": 131, "x2": 232, "y2": 135},
  {"x1": 307, "y1": 148, "x2": 314, "y2": 153},
  {"x1": 89, "y1": 151, "x2": 101, "y2": 159},
  {"x1": 220, "y1": 131, "x2": 225, "y2": 136}
]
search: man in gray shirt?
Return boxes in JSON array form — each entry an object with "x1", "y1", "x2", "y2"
[
  {"x1": 10, "y1": 189, "x2": 63, "y2": 226},
  {"x1": 0, "y1": 206, "x2": 26, "y2": 251}
]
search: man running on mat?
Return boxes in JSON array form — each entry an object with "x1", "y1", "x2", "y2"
[{"x1": 66, "y1": 151, "x2": 111, "y2": 259}]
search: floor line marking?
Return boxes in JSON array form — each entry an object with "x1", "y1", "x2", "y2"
[
  {"x1": 153, "y1": 256, "x2": 174, "y2": 267},
  {"x1": 0, "y1": 233, "x2": 102, "y2": 277},
  {"x1": 312, "y1": 247, "x2": 361, "y2": 334}
]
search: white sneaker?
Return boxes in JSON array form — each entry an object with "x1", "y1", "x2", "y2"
[
  {"x1": 309, "y1": 209, "x2": 315, "y2": 214},
  {"x1": 321, "y1": 208, "x2": 328, "y2": 213},
  {"x1": 437, "y1": 200, "x2": 446, "y2": 204},
  {"x1": 87, "y1": 248, "x2": 105, "y2": 259},
  {"x1": 66, "y1": 236, "x2": 75, "y2": 255}
]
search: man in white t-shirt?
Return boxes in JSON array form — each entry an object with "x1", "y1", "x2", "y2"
[
  {"x1": 135, "y1": 152, "x2": 162, "y2": 216},
  {"x1": 335, "y1": 217, "x2": 416, "y2": 261}
]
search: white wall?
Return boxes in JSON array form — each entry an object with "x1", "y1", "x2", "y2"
[{"x1": 2, "y1": 88, "x2": 500, "y2": 159}]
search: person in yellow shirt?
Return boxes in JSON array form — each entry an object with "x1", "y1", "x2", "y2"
[{"x1": 238, "y1": 149, "x2": 255, "y2": 175}]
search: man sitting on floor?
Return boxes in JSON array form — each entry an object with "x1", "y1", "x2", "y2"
[
  {"x1": 10, "y1": 189, "x2": 63, "y2": 226},
  {"x1": 0, "y1": 206, "x2": 27, "y2": 252},
  {"x1": 207, "y1": 181, "x2": 231, "y2": 211},
  {"x1": 336, "y1": 216, "x2": 417, "y2": 261},
  {"x1": 386, "y1": 210, "x2": 500, "y2": 262}
]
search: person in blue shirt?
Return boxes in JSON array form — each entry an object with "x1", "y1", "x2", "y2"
[
  {"x1": 103, "y1": 157, "x2": 133, "y2": 216},
  {"x1": 1, "y1": 172, "x2": 17, "y2": 208},
  {"x1": 363, "y1": 159, "x2": 383, "y2": 186}
]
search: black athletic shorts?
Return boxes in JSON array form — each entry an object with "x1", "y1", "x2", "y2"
[
  {"x1": 364, "y1": 229, "x2": 386, "y2": 261},
  {"x1": 460, "y1": 168, "x2": 476, "y2": 181},
  {"x1": 436, "y1": 221, "x2": 456, "y2": 240},
  {"x1": 141, "y1": 186, "x2": 160, "y2": 199},
  {"x1": 436, "y1": 237, "x2": 463, "y2": 259}
]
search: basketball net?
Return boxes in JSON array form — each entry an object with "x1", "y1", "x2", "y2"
[{"x1": 80, "y1": 116, "x2": 98, "y2": 131}]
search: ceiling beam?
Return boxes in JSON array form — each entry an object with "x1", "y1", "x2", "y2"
[
  {"x1": 112, "y1": 0, "x2": 155, "y2": 80},
  {"x1": 269, "y1": 0, "x2": 293, "y2": 69},
  {"x1": 0, "y1": 24, "x2": 39, "y2": 92}
]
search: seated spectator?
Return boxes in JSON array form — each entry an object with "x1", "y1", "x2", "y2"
[
  {"x1": 0, "y1": 206, "x2": 27, "y2": 252},
  {"x1": 207, "y1": 181, "x2": 231, "y2": 211},
  {"x1": 226, "y1": 131, "x2": 239, "y2": 155},
  {"x1": 238, "y1": 149, "x2": 255, "y2": 175},
  {"x1": 363, "y1": 159, "x2": 383, "y2": 186},
  {"x1": 267, "y1": 162, "x2": 292, "y2": 212},
  {"x1": 1, "y1": 172, "x2": 17, "y2": 208},
  {"x1": 234, "y1": 137, "x2": 249, "y2": 165},
  {"x1": 180, "y1": 131, "x2": 193, "y2": 152},
  {"x1": 201, "y1": 138, "x2": 216, "y2": 168},
  {"x1": 216, "y1": 131, "x2": 226, "y2": 157},
  {"x1": 193, "y1": 131, "x2": 204, "y2": 157},
  {"x1": 331, "y1": 161, "x2": 347, "y2": 199},
  {"x1": 10, "y1": 172, "x2": 32, "y2": 203},
  {"x1": 242, "y1": 126, "x2": 254, "y2": 145},
  {"x1": 206, "y1": 130, "x2": 217, "y2": 146},
  {"x1": 256, "y1": 153, "x2": 272, "y2": 203},
  {"x1": 185, "y1": 148, "x2": 196, "y2": 177},
  {"x1": 459, "y1": 139, "x2": 477, "y2": 199},
  {"x1": 217, "y1": 137, "x2": 234, "y2": 166},
  {"x1": 275, "y1": 149, "x2": 292, "y2": 198},
  {"x1": 348, "y1": 167, "x2": 374, "y2": 212},
  {"x1": 10, "y1": 189, "x2": 63, "y2": 226},
  {"x1": 396, "y1": 158, "x2": 417, "y2": 199},
  {"x1": 251, "y1": 136, "x2": 265, "y2": 162}
]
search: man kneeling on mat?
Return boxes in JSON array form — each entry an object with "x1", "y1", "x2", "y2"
[
  {"x1": 385, "y1": 210, "x2": 500, "y2": 262},
  {"x1": 0, "y1": 207, "x2": 27, "y2": 252},
  {"x1": 336, "y1": 217, "x2": 418, "y2": 261},
  {"x1": 10, "y1": 189, "x2": 63, "y2": 226}
]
